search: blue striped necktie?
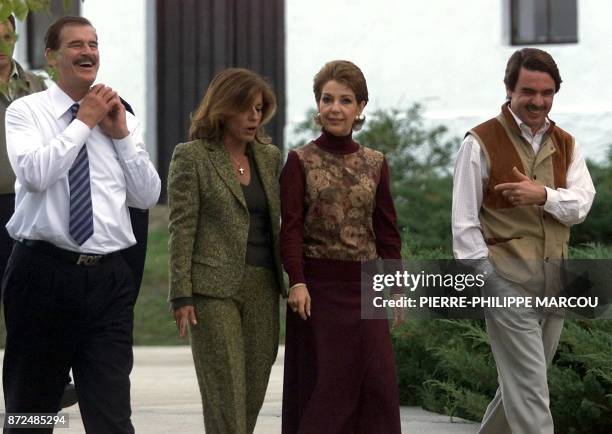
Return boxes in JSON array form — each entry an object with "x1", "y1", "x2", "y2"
[{"x1": 68, "y1": 103, "x2": 94, "y2": 245}]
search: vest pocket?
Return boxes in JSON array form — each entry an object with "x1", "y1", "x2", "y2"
[{"x1": 488, "y1": 236, "x2": 545, "y2": 292}]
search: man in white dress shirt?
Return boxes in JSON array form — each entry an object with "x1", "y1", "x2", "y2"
[
  {"x1": 2, "y1": 16, "x2": 160, "y2": 433},
  {"x1": 452, "y1": 48, "x2": 595, "y2": 434}
]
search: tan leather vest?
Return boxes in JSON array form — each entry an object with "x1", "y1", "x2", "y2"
[{"x1": 468, "y1": 104, "x2": 574, "y2": 295}]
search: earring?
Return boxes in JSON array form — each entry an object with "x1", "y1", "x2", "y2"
[{"x1": 353, "y1": 113, "x2": 365, "y2": 132}]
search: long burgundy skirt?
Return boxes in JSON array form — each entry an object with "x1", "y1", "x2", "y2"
[{"x1": 282, "y1": 257, "x2": 401, "y2": 434}]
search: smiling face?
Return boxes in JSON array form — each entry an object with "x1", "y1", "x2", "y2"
[
  {"x1": 223, "y1": 92, "x2": 264, "y2": 147},
  {"x1": 507, "y1": 67, "x2": 555, "y2": 134},
  {"x1": 317, "y1": 80, "x2": 365, "y2": 137},
  {"x1": 46, "y1": 24, "x2": 99, "y2": 98}
]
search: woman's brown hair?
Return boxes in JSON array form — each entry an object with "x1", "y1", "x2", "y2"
[
  {"x1": 189, "y1": 68, "x2": 277, "y2": 143},
  {"x1": 313, "y1": 60, "x2": 368, "y2": 130}
]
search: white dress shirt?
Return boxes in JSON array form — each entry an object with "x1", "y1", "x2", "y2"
[
  {"x1": 5, "y1": 83, "x2": 161, "y2": 254},
  {"x1": 452, "y1": 107, "x2": 596, "y2": 260}
]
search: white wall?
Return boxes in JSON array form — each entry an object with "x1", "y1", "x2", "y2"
[
  {"x1": 81, "y1": 0, "x2": 156, "y2": 159},
  {"x1": 286, "y1": 0, "x2": 612, "y2": 160}
]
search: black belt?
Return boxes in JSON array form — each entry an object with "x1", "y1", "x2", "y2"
[{"x1": 22, "y1": 239, "x2": 118, "y2": 266}]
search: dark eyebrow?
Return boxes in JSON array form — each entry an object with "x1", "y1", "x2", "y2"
[
  {"x1": 67, "y1": 39, "x2": 97, "y2": 45},
  {"x1": 520, "y1": 85, "x2": 554, "y2": 93},
  {"x1": 321, "y1": 92, "x2": 354, "y2": 98}
]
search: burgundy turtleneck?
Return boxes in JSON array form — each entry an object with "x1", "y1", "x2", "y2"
[
  {"x1": 313, "y1": 129, "x2": 359, "y2": 153},
  {"x1": 280, "y1": 130, "x2": 402, "y2": 286}
]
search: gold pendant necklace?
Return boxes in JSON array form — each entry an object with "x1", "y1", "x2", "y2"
[{"x1": 229, "y1": 154, "x2": 246, "y2": 175}]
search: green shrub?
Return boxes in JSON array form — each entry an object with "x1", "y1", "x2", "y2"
[
  {"x1": 392, "y1": 320, "x2": 495, "y2": 420},
  {"x1": 571, "y1": 153, "x2": 612, "y2": 245}
]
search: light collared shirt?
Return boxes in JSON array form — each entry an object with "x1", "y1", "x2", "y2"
[
  {"x1": 452, "y1": 107, "x2": 596, "y2": 260},
  {"x1": 507, "y1": 106, "x2": 550, "y2": 154},
  {"x1": 5, "y1": 82, "x2": 161, "y2": 254}
]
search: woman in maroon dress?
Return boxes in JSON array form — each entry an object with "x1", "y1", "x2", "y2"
[{"x1": 281, "y1": 60, "x2": 402, "y2": 434}]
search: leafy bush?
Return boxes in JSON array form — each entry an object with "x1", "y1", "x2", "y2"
[
  {"x1": 392, "y1": 319, "x2": 496, "y2": 420},
  {"x1": 571, "y1": 151, "x2": 612, "y2": 245}
]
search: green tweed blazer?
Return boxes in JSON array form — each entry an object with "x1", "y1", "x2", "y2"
[{"x1": 167, "y1": 139, "x2": 286, "y2": 301}]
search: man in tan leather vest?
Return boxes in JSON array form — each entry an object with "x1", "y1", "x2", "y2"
[{"x1": 452, "y1": 48, "x2": 595, "y2": 434}]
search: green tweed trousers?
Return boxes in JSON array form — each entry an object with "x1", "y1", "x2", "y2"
[{"x1": 190, "y1": 265, "x2": 279, "y2": 434}]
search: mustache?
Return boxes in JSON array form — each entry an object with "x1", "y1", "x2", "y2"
[
  {"x1": 73, "y1": 55, "x2": 97, "y2": 65},
  {"x1": 526, "y1": 104, "x2": 546, "y2": 112}
]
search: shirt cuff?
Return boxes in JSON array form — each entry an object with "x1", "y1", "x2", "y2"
[
  {"x1": 66, "y1": 119, "x2": 92, "y2": 146},
  {"x1": 542, "y1": 186, "x2": 560, "y2": 212},
  {"x1": 113, "y1": 135, "x2": 139, "y2": 161}
]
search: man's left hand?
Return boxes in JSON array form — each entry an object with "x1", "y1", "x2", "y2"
[
  {"x1": 494, "y1": 166, "x2": 547, "y2": 206},
  {"x1": 99, "y1": 96, "x2": 129, "y2": 139}
]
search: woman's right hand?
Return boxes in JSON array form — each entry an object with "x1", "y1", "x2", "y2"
[
  {"x1": 173, "y1": 305, "x2": 198, "y2": 337},
  {"x1": 288, "y1": 285, "x2": 311, "y2": 321}
]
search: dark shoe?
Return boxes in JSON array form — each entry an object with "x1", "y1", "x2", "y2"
[{"x1": 60, "y1": 383, "x2": 78, "y2": 409}]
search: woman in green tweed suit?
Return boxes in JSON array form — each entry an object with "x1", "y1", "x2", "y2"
[{"x1": 167, "y1": 68, "x2": 286, "y2": 434}]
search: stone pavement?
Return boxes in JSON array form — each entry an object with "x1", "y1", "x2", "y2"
[{"x1": 1, "y1": 347, "x2": 478, "y2": 433}]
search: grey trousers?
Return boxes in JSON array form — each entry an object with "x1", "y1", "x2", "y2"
[
  {"x1": 479, "y1": 272, "x2": 564, "y2": 434},
  {"x1": 189, "y1": 265, "x2": 279, "y2": 434}
]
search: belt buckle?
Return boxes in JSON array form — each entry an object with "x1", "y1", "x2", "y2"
[{"x1": 76, "y1": 254, "x2": 101, "y2": 266}]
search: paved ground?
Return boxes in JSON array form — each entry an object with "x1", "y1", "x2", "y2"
[{"x1": 1, "y1": 346, "x2": 478, "y2": 433}]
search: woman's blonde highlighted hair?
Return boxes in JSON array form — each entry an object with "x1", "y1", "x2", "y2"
[{"x1": 189, "y1": 68, "x2": 277, "y2": 143}]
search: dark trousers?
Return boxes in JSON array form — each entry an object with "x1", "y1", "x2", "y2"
[
  {"x1": 0, "y1": 194, "x2": 15, "y2": 285},
  {"x1": 121, "y1": 207, "x2": 149, "y2": 293},
  {"x1": 2, "y1": 242, "x2": 136, "y2": 434}
]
